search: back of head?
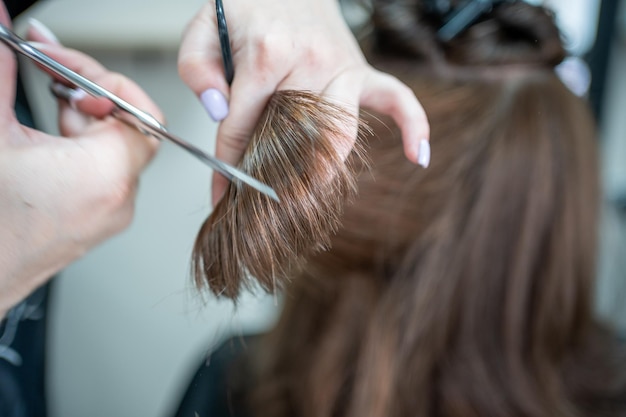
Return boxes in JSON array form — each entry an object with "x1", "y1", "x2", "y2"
[
  {"x1": 251, "y1": 2, "x2": 626, "y2": 417},
  {"x1": 372, "y1": 0, "x2": 566, "y2": 66}
]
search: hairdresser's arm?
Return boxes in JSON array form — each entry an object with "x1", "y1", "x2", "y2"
[
  {"x1": 0, "y1": 13, "x2": 162, "y2": 319},
  {"x1": 179, "y1": 0, "x2": 431, "y2": 203}
]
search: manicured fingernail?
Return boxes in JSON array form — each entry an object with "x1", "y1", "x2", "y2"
[
  {"x1": 28, "y1": 18, "x2": 61, "y2": 45},
  {"x1": 417, "y1": 139, "x2": 431, "y2": 168},
  {"x1": 27, "y1": 41, "x2": 52, "y2": 50},
  {"x1": 50, "y1": 82, "x2": 87, "y2": 110},
  {"x1": 67, "y1": 88, "x2": 88, "y2": 110},
  {"x1": 200, "y1": 88, "x2": 229, "y2": 121}
]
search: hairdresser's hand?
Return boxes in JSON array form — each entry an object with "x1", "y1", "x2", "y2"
[
  {"x1": 179, "y1": 0, "x2": 430, "y2": 203},
  {"x1": 0, "y1": 13, "x2": 161, "y2": 318}
]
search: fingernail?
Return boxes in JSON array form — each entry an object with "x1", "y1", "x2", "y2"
[
  {"x1": 28, "y1": 18, "x2": 61, "y2": 45},
  {"x1": 200, "y1": 88, "x2": 229, "y2": 121},
  {"x1": 417, "y1": 139, "x2": 431, "y2": 168},
  {"x1": 50, "y1": 82, "x2": 87, "y2": 110},
  {"x1": 67, "y1": 88, "x2": 88, "y2": 110},
  {"x1": 27, "y1": 41, "x2": 52, "y2": 50}
]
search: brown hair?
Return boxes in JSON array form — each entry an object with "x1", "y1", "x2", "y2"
[
  {"x1": 192, "y1": 91, "x2": 367, "y2": 299},
  {"x1": 194, "y1": 1, "x2": 626, "y2": 416}
]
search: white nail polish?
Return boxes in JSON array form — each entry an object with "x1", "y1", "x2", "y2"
[
  {"x1": 50, "y1": 82, "x2": 87, "y2": 110},
  {"x1": 26, "y1": 41, "x2": 51, "y2": 50},
  {"x1": 28, "y1": 18, "x2": 61, "y2": 45},
  {"x1": 67, "y1": 88, "x2": 88, "y2": 110},
  {"x1": 417, "y1": 139, "x2": 431, "y2": 168}
]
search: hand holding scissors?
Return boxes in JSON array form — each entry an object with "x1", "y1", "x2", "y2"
[
  {"x1": 0, "y1": 15, "x2": 162, "y2": 316},
  {"x1": 0, "y1": 22, "x2": 278, "y2": 202}
]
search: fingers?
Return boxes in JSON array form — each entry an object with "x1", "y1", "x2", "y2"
[
  {"x1": 360, "y1": 69, "x2": 431, "y2": 167},
  {"x1": 30, "y1": 42, "x2": 161, "y2": 121},
  {"x1": 24, "y1": 21, "x2": 161, "y2": 177},
  {"x1": 209, "y1": 67, "x2": 432, "y2": 203},
  {"x1": 209, "y1": 78, "x2": 275, "y2": 204},
  {"x1": 25, "y1": 18, "x2": 113, "y2": 120},
  {"x1": 26, "y1": 21, "x2": 162, "y2": 124},
  {"x1": 321, "y1": 67, "x2": 432, "y2": 167},
  {"x1": 33, "y1": 42, "x2": 163, "y2": 138},
  {"x1": 211, "y1": 174, "x2": 229, "y2": 206},
  {"x1": 179, "y1": 2, "x2": 280, "y2": 204},
  {"x1": 320, "y1": 69, "x2": 362, "y2": 160},
  {"x1": 178, "y1": 3, "x2": 230, "y2": 121}
]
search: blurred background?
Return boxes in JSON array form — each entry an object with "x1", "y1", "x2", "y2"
[{"x1": 10, "y1": 0, "x2": 626, "y2": 416}]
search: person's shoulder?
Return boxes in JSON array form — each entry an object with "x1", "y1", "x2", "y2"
[{"x1": 172, "y1": 334, "x2": 262, "y2": 417}]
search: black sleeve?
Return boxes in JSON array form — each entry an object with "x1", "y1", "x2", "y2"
[
  {"x1": 173, "y1": 335, "x2": 259, "y2": 417},
  {"x1": 6, "y1": 0, "x2": 39, "y2": 19},
  {"x1": 0, "y1": 284, "x2": 51, "y2": 417}
]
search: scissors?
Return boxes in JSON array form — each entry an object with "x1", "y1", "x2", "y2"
[{"x1": 0, "y1": 23, "x2": 279, "y2": 202}]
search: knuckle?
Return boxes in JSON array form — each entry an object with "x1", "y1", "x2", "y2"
[
  {"x1": 177, "y1": 53, "x2": 204, "y2": 85},
  {"x1": 302, "y1": 46, "x2": 328, "y2": 69},
  {"x1": 301, "y1": 34, "x2": 334, "y2": 68},
  {"x1": 224, "y1": 134, "x2": 250, "y2": 155},
  {"x1": 102, "y1": 174, "x2": 139, "y2": 234},
  {"x1": 220, "y1": 127, "x2": 252, "y2": 156},
  {"x1": 103, "y1": 177, "x2": 136, "y2": 212},
  {"x1": 252, "y1": 30, "x2": 291, "y2": 69},
  {"x1": 145, "y1": 137, "x2": 160, "y2": 161},
  {"x1": 112, "y1": 201, "x2": 135, "y2": 233}
]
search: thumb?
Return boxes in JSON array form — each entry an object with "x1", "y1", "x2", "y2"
[{"x1": 0, "y1": 4, "x2": 17, "y2": 120}]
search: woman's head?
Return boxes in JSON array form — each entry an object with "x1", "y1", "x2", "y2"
[
  {"x1": 237, "y1": 2, "x2": 624, "y2": 417},
  {"x1": 194, "y1": 1, "x2": 626, "y2": 416},
  {"x1": 296, "y1": 25, "x2": 603, "y2": 417},
  {"x1": 371, "y1": 0, "x2": 565, "y2": 67},
  {"x1": 321, "y1": 69, "x2": 601, "y2": 417},
  {"x1": 192, "y1": 1, "x2": 572, "y2": 300}
]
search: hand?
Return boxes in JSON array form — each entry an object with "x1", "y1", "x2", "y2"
[
  {"x1": 0, "y1": 11, "x2": 162, "y2": 317},
  {"x1": 178, "y1": 0, "x2": 430, "y2": 204}
]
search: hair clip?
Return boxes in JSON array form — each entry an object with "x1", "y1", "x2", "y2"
[{"x1": 436, "y1": 0, "x2": 513, "y2": 42}]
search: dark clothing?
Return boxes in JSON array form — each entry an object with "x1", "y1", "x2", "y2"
[
  {"x1": 6, "y1": 0, "x2": 38, "y2": 19},
  {"x1": 0, "y1": 285, "x2": 50, "y2": 417},
  {"x1": 174, "y1": 336, "x2": 256, "y2": 417}
]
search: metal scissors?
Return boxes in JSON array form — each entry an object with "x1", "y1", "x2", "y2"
[{"x1": 0, "y1": 23, "x2": 279, "y2": 202}]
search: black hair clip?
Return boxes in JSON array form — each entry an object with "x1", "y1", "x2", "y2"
[{"x1": 432, "y1": 0, "x2": 513, "y2": 42}]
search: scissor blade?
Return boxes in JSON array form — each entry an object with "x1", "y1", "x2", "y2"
[{"x1": 145, "y1": 125, "x2": 280, "y2": 202}]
